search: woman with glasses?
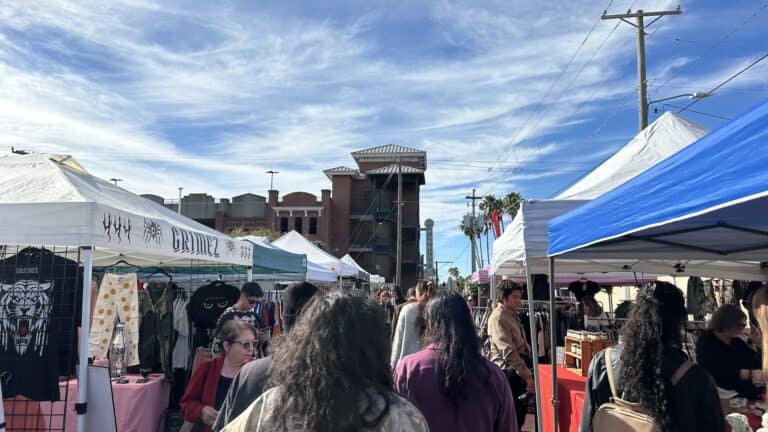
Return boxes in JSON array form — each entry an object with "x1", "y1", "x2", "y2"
[
  {"x1": 696, "y1": 303, "x2": 764, "y2": 399},
  {"x1": 221, "y1": 291, "x2": 428, "y2": 432},
  {"x1": 181, "y1": 320, "x2": 257, "y2": 432}
]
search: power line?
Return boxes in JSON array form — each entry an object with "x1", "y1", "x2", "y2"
[
  {"x1": 480, "y1": 0, "x2": 622, "y2": 186},
  {"x1": 658, "y1": 104, "x2": 732, "y2": 121},
  {"x1": 677, "y1": 52, "x2": 768, "y2": 112},
  {"x1": 650, "y1": 3, "x2": 768, "y2": 94}
]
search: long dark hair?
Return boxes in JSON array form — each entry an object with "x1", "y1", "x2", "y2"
[
  {"x1": 422, "y1": 292, "x2": 491, "y2": 401},
  {"x1": 619, "y1": 282, "x2": 686, "y2": 429},
  {"x1": 268, "y1": 290, "x2": 393, "y2": 431}
]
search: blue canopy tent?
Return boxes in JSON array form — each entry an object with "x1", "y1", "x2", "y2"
[
  {"x1": 543, "y1": 99, "x2": 768, "y2": 432},
  {"x1": 549, "y1": 98, "x2": 768, "y2": 265}
]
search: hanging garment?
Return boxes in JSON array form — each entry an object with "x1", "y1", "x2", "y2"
[
  {"x1": 532, "y1": 274, "x2": 550, "y2": 300},
  {"x1": 172, "y1": 295, "x2": 190, "y2": 370},
  {"x1": 138, "y1": 281, "x2": 175, "y2": 379},
  {"x1": 0, "y1": 247, "x2": 82, "y2": 401},
  {"x1": 88, "y1": 273, "x2": 140, "y2": 366},
  {"x1": 187, "y1": 281, "x2": 239, "y2": 349},
  {"x1": 567, "y1": 280, "x2": 601, "y2": 302},
  {"x1": 687, "y1": 277, "x2": 705, "y2": 319}
]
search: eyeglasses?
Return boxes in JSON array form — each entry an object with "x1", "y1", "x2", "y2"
[
  {"x1": 230, "y1": 340, "x2": 257, "y2": 350},
  {"x1": 247, "y1": 298, "x2": 260, "y2": 305}
]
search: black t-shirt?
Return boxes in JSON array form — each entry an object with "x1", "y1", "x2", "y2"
[
  {"x1": 215, "y1": 376, "x2": 234, "y2": 411},
  {"x1": 0, "y1": 247, "x2": 82, "y2": 401},
  {"x1": 187, "y1": 282, "x2": 239, "y2": 348}
]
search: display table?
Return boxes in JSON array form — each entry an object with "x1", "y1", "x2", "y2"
[
  {"x1": 36, "y1": 374, "x2": 169, "y2": 432},
  {"x1": 538, "y1": 365, "x2": 587, "y2": 432}
]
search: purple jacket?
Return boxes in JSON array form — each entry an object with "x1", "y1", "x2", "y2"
[{"x1": 394, "y1": 345, "x2": 518, "y2": 432}]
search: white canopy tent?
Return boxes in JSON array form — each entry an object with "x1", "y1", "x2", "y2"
[
  {"x1": 272, "y1": 230, "x2": 358, "y2": 278},
  {"x1": 341, "y1": 254, "x2": 371, "y2": 282},
  {"x1": 0, "y1": 154, "x2": 253, "y2": 432},
  {"x1": 555, "y1": 111, "x2": 709, "y2": 200}
]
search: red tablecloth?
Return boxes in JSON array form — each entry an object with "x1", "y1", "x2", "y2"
[
  {"x1": 538, "y1": 365, "x2": 587, "y2": 432},
  {"x1": 4, "y1": 374, "x2": 169, "y2": 432}
]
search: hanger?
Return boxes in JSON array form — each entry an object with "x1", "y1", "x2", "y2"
[
  {"x1": 109, "y1": 258, "x2": 141, "y2": 273},
  {"x1": 146, "y1": 267, "x2": 172, "y2": 282}
]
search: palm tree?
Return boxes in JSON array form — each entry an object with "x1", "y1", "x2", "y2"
[
  {"x1": 448, "y1": 267, "x2": 460, "y2": 279},
  {"x1": 228, "y1": 225, "x2": 249, "y2": 237},
  {"x1": 502, "y1": 192, "x2": 522, "y2": 221},
  {"x1": 479, "y1": 194, "x2": 504, "y2": 234}
]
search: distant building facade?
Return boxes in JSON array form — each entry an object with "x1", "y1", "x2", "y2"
[{"x1": 142, "y1": 144, "x2": 426, "y2": 288}]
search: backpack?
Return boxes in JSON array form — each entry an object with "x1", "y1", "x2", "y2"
[{"x1": 592, "y1": 348, "x2": 693, "y2": 432}]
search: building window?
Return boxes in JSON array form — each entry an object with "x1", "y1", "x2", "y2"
[
  {"x1": 280, "y1": 217, "x2": 289, "y2": 233},
  {"x1": 309, "y1": 217, "x2": 318, "y2": 235},
  {"x1": 294, "y1": 217, "x2": 303, "y2": 234}
]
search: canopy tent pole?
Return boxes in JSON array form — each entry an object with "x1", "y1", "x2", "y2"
[
  {"x1": 246, "y1": 266, "x2": 253, "y2": 282},
  {"x1": 524, "y1": 263, "x2": 544, "y2": 432},
  {"x1": 77, "y1": 246, "x2": 94, "y2": 432},
  {"x1": 489, "y1": 273, "x2": 496, "y2": 306},
  {"x1": 549, "y1": 256, "x2": 559, "y2": 432}
]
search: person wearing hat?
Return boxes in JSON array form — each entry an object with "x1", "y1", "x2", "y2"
[{"x1": 212, "y1": 282, "x2": 319, "y2": 431}]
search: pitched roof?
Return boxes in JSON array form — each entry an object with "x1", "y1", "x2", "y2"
[
  {"x1": 323, "y1": 166, "x2": 361, "y2": 181},
  {"x1": 352, "y1": 144, "x2": 425, "y2": 156},
  {"x1": 366, "y1": 164, "x2": 424, "y2": 175}
]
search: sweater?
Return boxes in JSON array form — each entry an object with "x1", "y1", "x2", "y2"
[
  {"x1": 394, "y1": 345, "x2": 518, "y2": 432},
  {"x1": 390, "y1": 303, "x2": 422, "y2": 369},
  {"x1": 696, "y1": 329, "x2": 763, "y2": 399}
]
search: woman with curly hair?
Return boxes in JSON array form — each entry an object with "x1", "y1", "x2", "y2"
[
  {"x1": 394, "y1": 292, "x2": 517, "y2": 431},
  {"x1": 221, "y1": 290, "x2": 429, "y2": 432},
  {"x1": 579, "y1": 282, "x2": 724, "y2": 432}
]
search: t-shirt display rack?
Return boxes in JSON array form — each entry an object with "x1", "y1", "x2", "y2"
[
  {"x1": 0, "y1": 245, "x2": 82, "y2": 432},
  {"x1": 0, "y1": 245, "x2": 253, "y2": 432}
]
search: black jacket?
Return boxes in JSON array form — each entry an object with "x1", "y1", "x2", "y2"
[
  {"x1": 580, "y1": 346, "x2": 724, "y2": 432},
  {"x1": 696, "y1": 329, "x2": 763, "y2": 399}
]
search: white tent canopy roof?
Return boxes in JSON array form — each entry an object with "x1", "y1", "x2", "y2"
[
  {"x1": 555, "y1": 112, "x2": 708, "y2": 200},
  {"x1": 0, "y1": 154, "x2": 252, "y2": 266},
  {"x1": 341, "y1": 254, "x2": 371, "y2": 281},
  {"x1": 272, "y1": 230, "x2": 357, "y2": 277}
]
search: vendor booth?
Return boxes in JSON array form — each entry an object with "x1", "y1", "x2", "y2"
[
  {"x1": 487, "y1": 112, "x2": 762, "y2": 431},
  {"x1": 0, "y1": 153, "x2": 253, "y2": 432},
  {"x1": 238, "y1": 235, "x2": 307, "y2": 281},
  {"x1": 547, "y1": 99, "x2": 768, "y2": 431},
  {"x1": 273, "y1": 231, "x2": 358, "y2": 285}
]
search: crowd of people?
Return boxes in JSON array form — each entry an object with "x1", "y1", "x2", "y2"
[{"x1": 177, "y1": 277, "x2": 768, "y2": 432}]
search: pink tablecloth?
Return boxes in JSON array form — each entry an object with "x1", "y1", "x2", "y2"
[{"x1": 37, "y1": 374, "x2": 169, "y2": 432}]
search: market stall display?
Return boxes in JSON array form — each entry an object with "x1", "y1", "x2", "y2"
[{"x1": 0, "y1": 153, "x2": 253, "y2": 432}]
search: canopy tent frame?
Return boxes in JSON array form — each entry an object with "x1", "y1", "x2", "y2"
[{"x1": 0, "y1": 153, "x2": 253, "y2": 432}]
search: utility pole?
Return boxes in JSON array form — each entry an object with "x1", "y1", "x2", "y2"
[
  {"x1": 395, "y1": 158, "x2": 403, "y2": 289},
  {"x1": 602, "y1": 6, "x2": 681, "y2": 131},
  {"x1": 266, "y1": 170, "x2": 279, "y2": 190},
  {"x1": 465, "y1": 189, "x2": 482, "y2": 273},
  {"x1": 178, "y1": 187, "x2": 184, "y2": 215}
]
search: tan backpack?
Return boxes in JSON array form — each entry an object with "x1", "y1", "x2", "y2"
[{"x1": 592, "y1": 348, "x2": 693, "y2": 432}]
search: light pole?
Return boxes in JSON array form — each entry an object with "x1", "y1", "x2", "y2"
[
  {"x1": 266, "y1": 170, "x2": 279, "y2": 190},
  {"x1": 177, "y1": 187, "x2": 183, "y2": 215},
  {"x1": 110, "y1": 178, "x2": 123, "y2": 187}
]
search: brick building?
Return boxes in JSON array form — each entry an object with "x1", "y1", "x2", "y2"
[{"x1": 141, "y1": 144, "x2": 426, "y2": 288}]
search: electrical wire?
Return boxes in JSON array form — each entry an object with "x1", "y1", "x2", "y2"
[
  {"x1": 658, "y1": 104, "x2": 732, "y2": 121},
  {"x1": 480, "y1": 0, "x2": 622, "y2": 187},
  {"x1": 677, "y1": 52, "x2": 768, "y2": 112}
]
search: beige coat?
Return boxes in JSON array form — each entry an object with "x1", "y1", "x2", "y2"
[{"x1": 487, "y1": 303, "x2": 533, "y2": 382}]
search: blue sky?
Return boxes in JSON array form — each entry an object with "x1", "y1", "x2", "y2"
[{"x1": 1, "y1": 1, "x2": 766, "y2": 278}]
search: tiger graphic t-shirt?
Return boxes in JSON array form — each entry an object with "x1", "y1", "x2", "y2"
[{"x1": 0, "y1": 247, "x2": 81, "y2": 401}]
